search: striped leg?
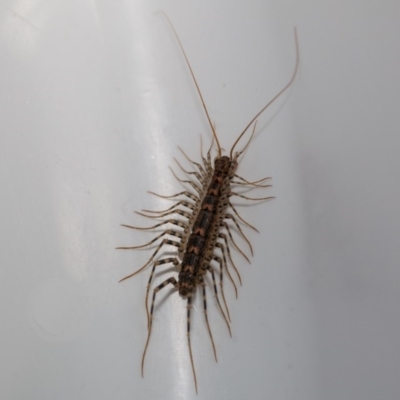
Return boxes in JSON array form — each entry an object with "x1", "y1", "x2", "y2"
[
  {"x1": 229, "y1": 201, "x2": 259, "y2": 232},
  {"x1": 118, "y1": 236, "x2": 181, "y2": 283},
  {"x1": 220, "y1": 220, "x2": 250, "y2": 263},
  {"x1": 208, "y1": 264, "x2": 232, "y2": 334},
  {"x1": 224, "y1": 213, "x2": 254, "y2": 255},
  {"x1": 136, "y1": 208, "x2": 191, "y2": 220},
  {"x1": 201, "y1": 281, "x2": 217, "y2": 362},
  {"x1": 177, "y1": 146, "x2": 207, "y2": 178},
  {"x1": 145, "y1": 257, "x2": 179, "y2": 329},
  {"x1": 218, "y1": 230, "x2": 244, "y2": 283},
  {"x1": 145, "y1": 257, "x2": 180, "y2": 328},
  {"x1": 121, "y1": 218, "x2": 187, "y2": 231},
  {"x1": 142, "y1": 277, "x2": 178, "y2": 377},
  {"x1": 174, "y1": 157, "x2": 207, "y2": 186},
  {"x1": 136, "y1": 200, "x2": 196, "y2": 215},
  {"x1": 215, "y1": 242, "x2": 239, "y2": 298},
  {"x1": 187, "y1": 295, "x2": 198, "y2": 394},
  {"x1": 148, "y1": 190, "x2": 199, "y2": 202}
]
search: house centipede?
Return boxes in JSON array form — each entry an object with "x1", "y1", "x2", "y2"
[{"x1": 117, "y1": 14, "x2": 299, "y2": 394}]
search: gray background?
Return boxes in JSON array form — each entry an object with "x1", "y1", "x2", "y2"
[{"x1": 1, "y1": 0, "x2": 399, "y2": 399}]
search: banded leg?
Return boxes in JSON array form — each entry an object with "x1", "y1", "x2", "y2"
[
  {"x1": 117, "y1": 229, "x2": 183, "y2": 250},
  {"x1": 144, "y1": 257, "x2": 180, "y2": 328},
  {"x1": 148, "y1": 190, "x2": 199, "y2": 202},
  {"x1": 138, "y1": 200, "x2": 196, "y2": 214},
  {"x1": 218, "y1": 230, "x2": 244, "y2": 284},
  {"x1": 174, "y1": 157, "x2": 206, "y2": 186},
  {"x1": 118, "y1": 237, "x2": 180, "y2": 282},
  {"x1": 220, "y1": 220, "x2": 249, "y2": 263},
  {"x1": 136, "y1": 208, "x2": 191, "y2": 220},
  {"x1": 233, "y1": 174, "x2": 272, "y2": 187},
  {"x1": 234, "y1": 174, "x2": 271, "y2": 184},
  {"x1": 121, "y1": 218, "x2": 187, "y2": 231},
  {"x1": 169, "y1": 167, "x2": 203, "y2": 195},
  {"x1": 215, "y1": 242, "x2": 239, "y2": 297},
  {"x1": 201, "y1": 138, "x2": 213, "y2": 177},
  {"x1": 231, "y1": 180, "x2": 271, "y2": 188},
  {"x1": 231, "y1": 192, "x2": 274, "y2": 201},
  {"x1": 178, "y1": 146, "x2": 207, "y2": 178},
  {"x1": 142, "y1": 277, "x2": 178, "y2": 377},
  {"x1": 224, "y1": 214, "x2": 254, "y2": 256},
  {"x1": 229, "y1": 201, "x2": 259, "y2": 232},
  {"x1": 187, "y1": 295, "x2": 198, "y2": 394},
  {"x1": 201, "y1": 281, "x2": 217, "y2": 362},
  {"x1": 208, "y1": 260, "x2": 232, "y2": 331}
]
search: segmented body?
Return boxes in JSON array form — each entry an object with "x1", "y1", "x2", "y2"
[
  {"x1": 178, "y1": 156, "x2": 233, "y2": 296},
  {"x1": 117, "y1": 13, "x2": 299, "y2": 395}
]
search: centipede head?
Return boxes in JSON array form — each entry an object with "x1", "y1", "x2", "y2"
[{"x1": 213, "y1": 155, "x2": 230, "y2": 170}]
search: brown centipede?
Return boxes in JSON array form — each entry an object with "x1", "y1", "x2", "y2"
[{"x1": 117, "y1": 14, "x2": 299, "y2": 394}]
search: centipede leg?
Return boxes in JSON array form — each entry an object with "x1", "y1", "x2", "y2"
[
  {"x1": 231, "y1": 191, "x2": 275, "y2": 201},
  {"x1": 169, "y1": 167, "x2": 203, "y2": 195},
  {"x1": 138, "y1": 200, "x2": 196, "y2": 215},
  {"x1": 224, "y1": 213, "x2": 254, "y2": 256},
  {"x1": 221, "y1": 220, "x2": 250, "y2": 261},
  {"x1": 214, "y1": 240, "x2": 236, "y2": 291},
  {"x1": 208, "y1": 261, "x2": 232, "y2": 331},
  {"x1": 136, "y1": 208, "x2": 191, "y2": 220},
  {"x1": 118, "y1": 238, "x2": 181, "y2": 282},
  {"x1": 178, "y1": 146, "x2": 207, "y2": 177},
  {"x1": 142, "y1": 277, "x2": 178, "y2": 377},
  {"x1": 229, "y1": 201, "x2": 259, "y2": 232},
  {"x1": 116, "y1": 229, "x2": 183, "y2": 250},
  {"x1": 174, "y1": 157, "x2": 206, "y2": 185},
  {"x1": 144, "y1": 257, "x2": 180, "y2": 328},
  {"x1": 187, "y1": 295, "x2": 198, "y2": 394},
  {"x1": 234, "y1": 173, "x2": 272, "y2": 186},
  {"x1": 121, "y1": 218, "x2": 187, "y2": 231},
  {"x1": 201, "y1": 280, "x2": 217, "y2": 362},
  {"x1": 148, "y1": 190, "x2": 199, "y2": 202}
]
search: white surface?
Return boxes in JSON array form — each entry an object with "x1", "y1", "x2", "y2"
[{"x1": 1, "y1": 1, "x2": 400, "y2": 399}]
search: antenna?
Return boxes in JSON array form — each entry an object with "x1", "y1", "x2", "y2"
[
  {"x1": 230, "y1": 27, "x2": 299, "y2": 158},
  {"x1": 158, "y1": 11, "x2": 222, "y2": 157}
]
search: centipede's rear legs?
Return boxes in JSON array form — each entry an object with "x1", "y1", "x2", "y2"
[
  {"x1": 201, "y1": 280, "x2": 217, "y2": 362},
  {"x1": 144, "y1": 257, "x2": 180, "y2": 327},
  {"x1": 186, "y1": 294, "x2": 198, "y2": 393},
  {"x1": 142, "y1": 276, "x2": 178, "y2": 376}
]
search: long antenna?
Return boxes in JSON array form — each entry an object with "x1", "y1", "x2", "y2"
[
  {"x1": 158, "y1": 11, "x2": 222, "y2": 157},
  {"x1": 230, "y1": 27, "x2": 299, "y2": 158}
]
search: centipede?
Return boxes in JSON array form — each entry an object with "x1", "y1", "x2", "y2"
[{"x1": 117, "y1": 14, "x2": 299, "y2": 394}]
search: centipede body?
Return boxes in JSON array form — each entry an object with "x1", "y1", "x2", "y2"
[{"x1": 117, "y1": 13, "x2": 299, "y2": 394}]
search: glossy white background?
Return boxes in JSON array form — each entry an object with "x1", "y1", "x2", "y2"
[{"x1": 1, "y1": 1, "x2": 399, "y2": 399}]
